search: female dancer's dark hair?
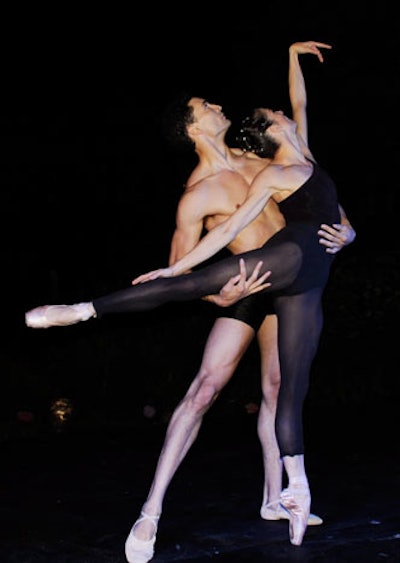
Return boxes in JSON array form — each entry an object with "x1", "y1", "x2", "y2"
[{"x1": 237, "y1": 111, "x2": 280, "y2": 158}]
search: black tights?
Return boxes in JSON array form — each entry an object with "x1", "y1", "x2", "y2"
[{"x1": 273, "y1": 288, "x2": 324, "y2": 456}]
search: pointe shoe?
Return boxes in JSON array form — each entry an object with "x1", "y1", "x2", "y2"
[
  {"x1": 25, "y1": 303, "x2": 95, "y2": 329},
  {"x1": 125, "y1": 511, "x2": 160, "y2": 563},
  {"x1": 280, "y1": 483, "x2": 311, "y2": 546},
  {"x1": 261, "y1": 503, "x2": 322, "y2": 526}
]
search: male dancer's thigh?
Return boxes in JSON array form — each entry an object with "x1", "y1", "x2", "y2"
[
  {"x1": 194, "y1": 317, "x2": 255, "y2": 393},
  {"x1": 202, "y1": 292, "x2": 276, "y2": 390}
]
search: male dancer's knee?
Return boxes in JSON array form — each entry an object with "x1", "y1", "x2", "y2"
[{"x1": 181, "y1": 374, "x2": 222, "y2": 416}]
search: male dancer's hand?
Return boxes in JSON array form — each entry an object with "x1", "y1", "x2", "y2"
[
  {"x1": 205, "y1": 259, "x2": 271, "y2": 307},
  {"x1": 318, "y1": 223, "x2": 356, "y2": 254}
]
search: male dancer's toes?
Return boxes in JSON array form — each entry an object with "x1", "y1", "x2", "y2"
[
  {"x1": 280, "y1": 482, "x2": 311, "y2": 546},
  {"x1": 25, "y1": 303, "x2": 96, "y2": 329}
]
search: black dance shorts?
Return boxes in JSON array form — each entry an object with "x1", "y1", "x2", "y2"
[{"x1": 216, "y1": 291, "x2": 275, "y2": 332}]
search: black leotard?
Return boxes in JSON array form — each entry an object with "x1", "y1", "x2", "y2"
[
  {"x1": 93, "y1": 161, "x2": 340, "y2": 456},
  {"x1": 216, "y1": 153, "x2": 340, "y2": 330}
]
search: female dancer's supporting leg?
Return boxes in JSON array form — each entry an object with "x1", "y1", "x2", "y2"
[{"x1": 272, "y1": 287, "x2": 324, "y2": 545}]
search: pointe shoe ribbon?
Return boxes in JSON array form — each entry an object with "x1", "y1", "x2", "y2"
[{"x1": 125, "y1": 511, "x2": 160, "y2": 563}]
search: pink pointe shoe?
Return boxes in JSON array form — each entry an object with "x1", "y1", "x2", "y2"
[
  {"x1": 125, "y1": 511, "x2": 160, "y2": 563},
  {"x1": 280, "y1": 483, "x2": 311, "y2": 546},
  {"x1": 261, "y1": 503, "x2": 322, "y2": 526},
  {"x1": 25, "y1": 303, "x2": 95, "y2": 329}
]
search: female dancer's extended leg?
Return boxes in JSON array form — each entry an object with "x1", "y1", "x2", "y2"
[{"x1": 26, "y1": 238, "x2": 303, "y2": 328}]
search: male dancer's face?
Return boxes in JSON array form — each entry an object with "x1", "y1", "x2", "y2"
[{"x1": 188, "y1": 97, "x2": 231, "y2": 140}]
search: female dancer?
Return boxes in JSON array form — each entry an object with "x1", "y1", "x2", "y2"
[{"x1": 26, "y1": 107, "x2": 340, "y2": 547}]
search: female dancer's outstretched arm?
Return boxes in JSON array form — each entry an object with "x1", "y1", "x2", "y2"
[{"x1": 133, "y1": 179, "x2": 275, "y2": 285}]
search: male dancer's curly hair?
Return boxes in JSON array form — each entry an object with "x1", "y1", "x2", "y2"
[{"x1": 162, "y1": 91, "x2": 196, "y2": 153}]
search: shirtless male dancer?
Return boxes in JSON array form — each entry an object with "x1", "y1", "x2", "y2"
[{"x1": 26, "y1": 41, "x2": 355, "y2": 562}]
